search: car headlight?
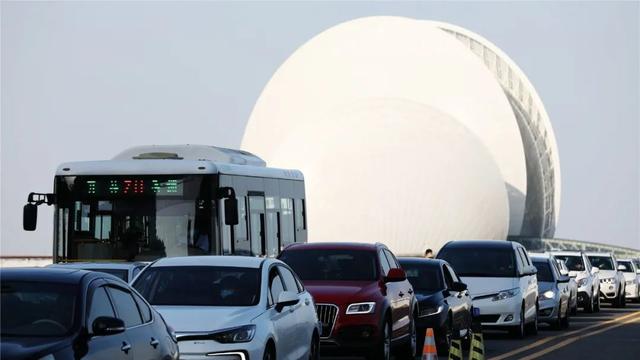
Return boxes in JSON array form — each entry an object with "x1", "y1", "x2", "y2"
[
  {"x1": 419, "y1": 304, "x2": 444, "y2": 317},
  {"x1": 211, "y1": 325, "x2": 256, "y2": 343},
  {"x1": 542, "y1": 290, "x2": 555, "y2": 299},
  {"x1": 346, "y1": 302, "x2": 376, "y2": 314},
  {"x1": 491, "y1": 288, "x2": 520, "y2": 302},
  {"x1": 577, "y1": 278, "x2": 588, "y2": 287}
]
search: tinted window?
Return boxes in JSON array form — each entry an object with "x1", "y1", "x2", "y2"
[
  {"x1": 384, "y1": 250, "x2": 400, "y2": 268},
  {"x1": 134, "y1": 266, "x2": 260, "y2": 306},
  {"x1": 588, "y1": 256, "x2": 615, "y2": 270},
  {"x1": 554, "y1": 255, "x2": 585, "y2": 271},
  {"x1": 443, "y1": 266, "x2": 455, "y2": 288},
  {"x1": 533, "y1": 261, "x2": 554, "y2": 282},
  {"x1": 108, "y1": 287, "x2": 142, "y2": 328},
  {"x1": 446, "y1": 264, "x2": 460, "y2": 283},
  {"x1": 270, "y1": 271, "x2": 285, "y2": 304},
  {"x1": 88, "y1": 287, "x2": 116, "y2": 327},
  {"x1": 280, "y1": 249, "x2": 378, "y2": 281},
  {"x1": 618, "y1": 261, "x2": 634, "y2": 272},
  {"x1": 132, "y1": 292, "x2": 152, "y2": 323},
  {"x1": 379, "y1": 251, "x2": 391, "y2": 276},
  {"x1": 399, "y1": 262, "x2": 443, "y2": 292},
  {"x1": 278, "y1": 266, "x2": 300, "y2": 293},
  {"x1": 1, "y1": 282, "x2": 77, "y2": 337},
  {"x1": 437, "y1": 246, "x2": 516, "y2": 277},
  {"x1": 90, "y1": 269, "x2": 128, "y2": 281}
]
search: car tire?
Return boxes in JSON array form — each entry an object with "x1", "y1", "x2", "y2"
[
  {"x1": 620, "y1": 290, "x2": 627, "y2": 307},
  {"x1": 526, "y1": 306, "x2": 538, "y2": 336},
  {"x1": 396, "y1": 313, "x2": 416, "y2": 359},
  {"x1": 585, "y1": 294, "x2": 594, "y2": 313},
  {"x1": 309, "y1": 333, "x2": 319, "y2": 360},
  {"x1": 436, "y1": 316, "x2": 453, "y2": 356},
  {"x1": 510, "y1": 305, "x2": 526, "y2": 339},
  {"x1": 552, "y1": 304, "x2": 563, "y2": 330},
  {"x1": 561, "y1": 305, "x2": 570, "y2": 329},
  {"x1": 594, "y1": 293, "x2": 601, "y2": 312},
  {"x1": 368, "y1": 318, "x2": 392, "y2": 360},
  {"x1": 263, "y1": 342, "x2": 275, "y2": 360},
  {"x1": 570, "y1": 296, "x2": 578, "y2": 316}
]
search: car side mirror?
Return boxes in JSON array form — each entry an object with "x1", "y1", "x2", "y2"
[
  {"x1": 224, "y1": 198, "x2": 239, "y2": 226},
  {"x1": 558, "y1": 275, "x2": 570, "y2": 283},
  {"x1": 617, "y1": 265, "x2": 626, "y2": 271},
  {"x1": 450, "y1": 281, "x2": 467, "y2": 292},
  {"x1": 591, "y1": 267, "x2": 599, "y2": 274},
  {"x1": 23, "y1": 203, "x2": 38, "y2": 231},
  {"x1": 92, "y1": 316, "x2": 125, "y2": 336},
  {"x1": 384, "y1": 268, "x2": 407, "y2": 283},
  {"x1": 636, "y1": 269, "x2": 640, "y2": 274},
  {"x1": 275, "y1": 291, "x2": 299, "y2": 312},
  {"x1": 559, "y1": 269, "x2": 569, "y2": 276}
]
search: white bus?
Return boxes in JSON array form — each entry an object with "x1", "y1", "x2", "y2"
[{"x1": 24, "y1": 145, "x2": 307, "y2": 263}]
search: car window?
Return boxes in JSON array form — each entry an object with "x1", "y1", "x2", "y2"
[
  {"x1": 278, "y1": 266, "x2": 300, "y2": 293},
  {"x1": 280, "y1": 249, "x2": 378, "y2": 281},
  {"x1": 399, "y1": 261, "x2": 443, "y2": 292},
  {"x1": 383, "y1": 250, "x2": 400, "y2": 269},
  {"x1": 438, "y1": 246, "x2": 516, "y2": 277},
  {"x1": 269, "y1": 270, "x2": 285, "y2": 305},
  {"x1": 108, "y1": 287, "x2": 142, "y2": 328},
  {"x1": 533, "y1": 261, "x2": 554, "y2": 282},
  {"x1": 588, "y1": 256, "x2": 615, "y2": 270},
  {"x1": 618, "y1": 261, "x2": 634, "y2": 272},
  {"x1": 516, "y1": 248, "x2": 530, "y2": 269},
  {"x1": 442, "y1": 266, "x2": 455, "y2": 288},
  {"x1": 555, "y1": 255, "x2": 586, "y2": 272},
  {"x1": 132, "y1": 291, "x2": 152, "y2": 323},
  {"x1": 445, "y1": 264, "x2": 460, "y2": 283},
  {"x1": 88, "y1": 287, "x2": 116, "y2": 328},
  {"x1": 379, "y1": 251, "x2": 391, "y2": 276}
]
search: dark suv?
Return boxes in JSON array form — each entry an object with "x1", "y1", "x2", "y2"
[{"x1": 279, "y1": 242, "x2": 417, "y2": 360}]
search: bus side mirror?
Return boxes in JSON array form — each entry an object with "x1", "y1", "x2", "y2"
[
  {"x1": 224, "y1": 198, "x2": 239, "y2": 226},
  {"x1": 23, "y1": 203, "x2": 38, "y2": 231}
]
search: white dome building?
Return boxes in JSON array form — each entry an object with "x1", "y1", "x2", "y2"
[{"x1": 242, "y1": 17, "x2": 560, "y2": 254}]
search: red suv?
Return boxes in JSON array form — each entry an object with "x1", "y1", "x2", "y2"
[{"x1": 279, "y1": 242, "x2": 417, "y2": 360}]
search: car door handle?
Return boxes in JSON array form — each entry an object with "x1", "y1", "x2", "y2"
[
  {"x1": 399, "y1": 292, "x2": 405, "y2": 297},
  {"x1": 121, "y1": 342, "x2": 132, "y2": 354},
  {"x1": 150, "y1": 337, "x2": 159, "y2": 349},
  {"x1": 408, "y1": 289, "x2": 413, "y2": 295},
  {"x1": 305, "y1": 298, "x2": 310, "y2": 306}
]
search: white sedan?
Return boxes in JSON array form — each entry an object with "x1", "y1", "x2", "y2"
[{"x1": 133, "y1": 256, "x2": 321, "y2": 360}]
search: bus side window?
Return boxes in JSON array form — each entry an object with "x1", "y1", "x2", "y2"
[
  {"x1": 235, "y1": 196, "x2": 248, "y2": 242},
  {"x1": 294, "y1": 199, "x2": 306, "y2": 232}
]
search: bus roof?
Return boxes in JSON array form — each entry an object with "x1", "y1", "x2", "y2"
[{"x1": 54, "y1": 145, "x2": 304, "y2": 180}]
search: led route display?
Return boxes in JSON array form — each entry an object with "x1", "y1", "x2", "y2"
[{"x1": 82, "y1": 178, "x2": 183, "y2": 196}]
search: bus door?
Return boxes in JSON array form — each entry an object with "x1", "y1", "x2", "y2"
[
  {"x1": 265, "y1": 196, "x2": 280, "y2": 257},
  {"x1": 248, "y1": 195, "x2": 266, "y2": 256}
]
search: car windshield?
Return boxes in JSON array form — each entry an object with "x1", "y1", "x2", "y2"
[
  {"x1": 133, "y1": 266, "x2": 260, "y2": 306},
  {"x1": 89, "y1": 269, "x2": 128, "y2": 281},
  {"x1": 1, "y1": 282, "x2": 77, "y2": 337},
  {"x1": 279, "y1": 249, "x2": 378, "y2": 281},
  {"x1": 588, "y1": 256, "x2": 614, "y2": 270},
  {"x1": 437, "y1": 247, "x2": 516, "y2": 277},
  {"x1": 398, "y1": 262, "x2": 443, "y2": 292},
  {"x1": 554, "y1": 255, "x2": 585, "y2": 272},
  {"x1": 618, "y1": 261, "x2": 634, "y2": 272},
  {"x1": 533, "y1": 261, "x2": 554, "y2": 282}
]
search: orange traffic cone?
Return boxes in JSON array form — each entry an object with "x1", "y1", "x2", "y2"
[{"x1": 422, "y1": 328, "x2": 438, "y2": 360}]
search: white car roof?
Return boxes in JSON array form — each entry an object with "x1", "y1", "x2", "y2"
[
  {"x1": 586, "y1": 252, "x2": 612, "y2": 257},
  {"x1": 550, "y1": 251, "x2": 584, "y2": 256},
  {"x1": 151, "y1": 256, "x2": 266, "y2": 269},
  {"x1": 530, "y1": 253, "x2": 552, "y2": 260},
  {"x1": 50, "y1": 262, "x2": 147, "y2": 270}
]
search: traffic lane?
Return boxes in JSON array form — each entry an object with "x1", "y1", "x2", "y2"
[{"x1": 486, "y1": 302, "x2": 640, "y2": 360}]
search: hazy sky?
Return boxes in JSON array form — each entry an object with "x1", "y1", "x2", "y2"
[{"x1": 2, "y1": 1, "x2": 639, "y2": 255}]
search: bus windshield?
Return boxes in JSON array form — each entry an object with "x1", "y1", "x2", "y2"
[{"x1": 54, "y1": 175, "x2": 217, "y2": 262}]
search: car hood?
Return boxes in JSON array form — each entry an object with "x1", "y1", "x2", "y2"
[
  {"x1": 537, "y1": 281, "x2": 555, "y2": 293},
  {"x1": 570, "y1": 270, "x2": 589, "y2": 281},
  {"x1": 623, "y1": 272, "x2": 637, "y2": 281},
  {"x1": 0, "y1": 336, "x2": 69, "y2": 360},
  {"x1": 458, "y1": 277, "x2": 518, "y2": 298},
  {"x1": 154, "y1": 306, "x2": 265, "y2": 333},
  {"x1": 303, "y1": 280, "x2": 380, "y2": 305},
  {"x1": 598, "y1": 270, "x2": 617, "y2": 280},
  {"x1": 415, "y1": 290, "x2": 443, "y2": 305}
]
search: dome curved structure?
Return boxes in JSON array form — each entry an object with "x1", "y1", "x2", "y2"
[{"x1": 242, "y1": 16, "x2": 560, "y2": 252}]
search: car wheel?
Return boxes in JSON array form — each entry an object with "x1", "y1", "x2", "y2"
[
  {"x1": 526, "y1": 305, "x2": 538, "y2": 335},
  {"x1": 621, "y1": 290, "x2": 627, "y2": 307},
  {"x1": 397, "y1": 313, "x2": 416, "y2": 359},
  {"x1": 369, "y1": 318, "x2": 392, "y2": 360},
  {"x1": 570, "y1": 296, "x2": 578, "y2": 316},
  {"x1": 510, "y1": 305, "x2": 526, "y2": 339},
  {"x1": 561, "y1": 305, "x2": 570, "y2": 329},
  {"x1": 585, "y1": 294, "x2": 594, "y2": 313},
  {"x1": 595, "y1": 293, "x2": 601, "y2": 312},
  {"x1": 436, "y1": 316, "x2": 453, "y2": 356},
  {"x1": 263, "y1": 343, "x2": 275, "y2": 360},
  {"x1": 309, "y1": 333, "x2": 319, "y2": 360}
]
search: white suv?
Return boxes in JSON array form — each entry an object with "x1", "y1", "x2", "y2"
[
  {"x1": 437, "y1": 240, "x2": 538, "y2": 338},
  {"x1": 552, "y1": 251, "x2": 600, "y2": 313},
  {"x1": 617, "y1": 259, "x2": 640, "y2": 302},
  {"x1": 133, "y1": 256, "x2": 321, "y2": 360},
  {"x1": 587, "y1": 253, "x2": 626, "y2": 308}
]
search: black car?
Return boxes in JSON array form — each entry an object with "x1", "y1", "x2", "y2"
[
  {"x1": 398, "y1": 258, "x2": 473, "y2": 356},
  {"x1": 1, "y1": 268, "x2": 178, "y2": 360}
]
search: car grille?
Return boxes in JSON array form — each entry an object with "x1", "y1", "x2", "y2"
[
  {"x1": 315, "y1": 304, "x2": 338, "y2": 338},
  {"x1": 477, "y1": 314, "x2": 500, "y2": 323}
]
